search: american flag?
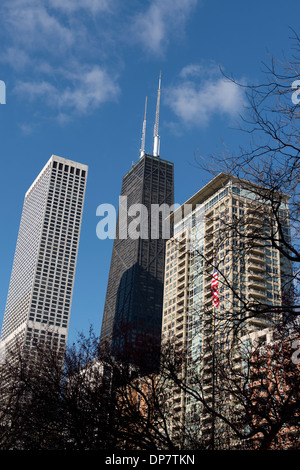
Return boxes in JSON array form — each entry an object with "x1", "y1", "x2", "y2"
[{"x1": 211, "y1": 266, "x2": 219, "y2": 308}]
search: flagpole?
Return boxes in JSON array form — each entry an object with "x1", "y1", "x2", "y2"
[
  {"x1": 211, "y1": 303, "x2": 215, "y2": 450},
  {"x1": 210, "y1": 264, "x2": 219, "y2": 450}
]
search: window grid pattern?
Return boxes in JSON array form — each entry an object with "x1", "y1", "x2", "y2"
[
  {"x1": 1, "y1": 156, "x2": 88, "y2": 351},
  {"x1": 1, "y1": 165, "x2": 51, "y2": 340},
  {"x1": 161, "y1": 176, "x2": 293, "y2": 441},
  {"x1": 28, "y1": 162, "x2": 86, "y2": 334}
]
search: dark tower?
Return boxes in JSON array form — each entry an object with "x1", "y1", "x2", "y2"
[{"x1": 100, "y1": 76, "x2": 174, "y2": 370}]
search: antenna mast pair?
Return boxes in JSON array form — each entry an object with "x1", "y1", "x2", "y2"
[{"x1": 139, "y1": 71, "x2": 161, "y2": 159}]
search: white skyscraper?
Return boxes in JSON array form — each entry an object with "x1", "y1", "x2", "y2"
[{"x1": 0, "y1": 155, "x2": 88, "y2": 355}]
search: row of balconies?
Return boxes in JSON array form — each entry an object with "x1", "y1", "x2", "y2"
[
  {"x1": 248, "y1": 269, "x2": 265, "y2": 278},
  {"x1": 248, "y1": 287, "x2": 267, "y2": 299},
  {"x1": 248, "y1": 260, "x2": 266, "y2": 271}
]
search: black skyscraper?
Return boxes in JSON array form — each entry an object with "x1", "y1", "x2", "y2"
[{"x1": 100, "y1": 153, "x2": 174, "y2": 368}]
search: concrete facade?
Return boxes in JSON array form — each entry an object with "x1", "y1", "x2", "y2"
[{"x1": 0, "y1": 155, "x2": 88, "y2": 356}]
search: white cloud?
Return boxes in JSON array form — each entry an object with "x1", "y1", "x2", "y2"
[
  {"x1": 2, "y1": 0, "x2": 116, "y2": 57},
  {"x1": 60, "y1": 66, "x2": 120, "y2": 112},
  {"x1": 0, "y1": 48, "x2": 31, "y2": 70},
  {"x1": 4, "y1": 0, "x2": 75, "y2": 51},
  {"x1": 19, "y1": 121, "x2": 38, "y2": 135},
  {"x1": 14, "y1": 66, "x2": 120, "y2": 114},
  {"x1": 179, "y1": 61, "x2": 220, "y2": 79},
  {"x1": 131, "y1": 0, "x2": 198, "y2": 56},
  {"x1": 14, "y1": 80, "x2": 57, "y2": 102},
  {"x1": 1, "y1": 0, "x2": 121, "y2": 120},
  {"x1": 179, "y1": 64, "x2": 204, "y2": 79},
  {"x1": 48, "y1": 0, "x2": 112, "y2": 14},
  {"x1": 165, "y1": 64, "x2": 245, "y2": 127}
]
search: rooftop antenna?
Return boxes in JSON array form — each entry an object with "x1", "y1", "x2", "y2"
[
  {"x1": 153, "y1": 71, "x2": 161, "y2": 157},
  {"x1": 139, "y1": 96, "x2": 148, "y2": 159}
]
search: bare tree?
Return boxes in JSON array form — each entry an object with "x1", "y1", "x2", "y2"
[
  {"x1": 0, "y1": 327, "x2": 183, "y2": 450},
  {"x1": 181, "y1": 31, "x2": 300, "y2": 450},
  {"x1": 195, "y1": 30, "x2": 300, "y2": 318},
  {"x1": 158, "y1": 319, "x2": 300, "y2": 450},
  {"x1": 159, "y1": 31, "x2": 300, "y2": 450}
]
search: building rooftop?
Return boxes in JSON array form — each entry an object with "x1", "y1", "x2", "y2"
[{"x1": 169, "y1": 172, "x2": 290, "y2": 224}]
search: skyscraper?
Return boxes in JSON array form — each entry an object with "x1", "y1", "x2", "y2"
[
  {"x1": 0, "y1": 155, "x2": 88, "y2": 356},
  {"x1": 100, "y1": 76, "x2": 174, "y2": 369},
  {"x1": 161, "y1": 173, "x2": 292, "y2": 446}
]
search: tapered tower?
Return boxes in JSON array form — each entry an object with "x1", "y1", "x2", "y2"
[{"x1": 100, "y1": 75, "x2": 174, "y2": 370}]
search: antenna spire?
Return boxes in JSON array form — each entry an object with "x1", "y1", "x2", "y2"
[
  {"x1": 153, "y1": 71, "x2": 161, "y2": 157},
  {"x1": 139, "y1": 96, "x2": 148, "y2": 159}
]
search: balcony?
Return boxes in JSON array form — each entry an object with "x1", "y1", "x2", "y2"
[
  {"x1": 177, "y1": 305, "x2": 184, "y2": 314},
  {"x1": 248, "y1": 269, "x2": 264, "y2": 278},
  {"x1": 201, "y1": 413, "x2": 213, "y2": 425},
  {"x1": 176, "y1": 313, "x2": 184, "y2": 322},
  {"x1": 177, "y1": 265, "x2": 185, "y2": 277},
  {"x1": 203, "y1": 322, "x2": 212, "y2": 333},
  {"x1": 173, "y1": 402, "x2": 182, "y2": 412},
  {"x1": 205, "y1": 239, "x2": 214, "y2": 250},
  {"x1": 177, "y1": 284, "x2": 186, "y2": 295},
  {"x1": 248, "y1": 316, "x2": 270, "y2": 329},
  {"x1": 175, "y1": 338, "x2": 184, "y2": 348},
  {"x1": 203, "y1": 348, "x2": 213, "y2": 359},
  {"x1": 247, "y1": 260, "x2": 266, "y2": 272},
  {"x1": 205, "y1": 220, "x2": 214, "y2": 231},
  {"x1": 251, "y1": 245, "x2": 265, "y2": 256},
  {"x1": 248, "y1": 287, "x2": 266, "y2": 299},
  {"x1": 205, "y1": 232, "x2": 214, "y2": 243},
  {"x1": 203, "y1": 382, "x2": 213, "y2": 392},
  {"x1": 178, "y1": 245, "x2": 186, "y2": 256},
  {"x1": 205, "y1": 243, "x2": 214, "y2": 259},
  {"x1": 247, "y1": 251, "x2": 265, "y2": 262},
  {"x1": 177, "y1": 255, "x2": 186, "y2": 265},
  {"x1": 204, "y1": 297, "x2": 212, "y2": 307},
  {"x1": 176, "y1": 321, "x2": 184, "y2": 332},
  {"x1": 248, "y1": 278, "x2": 266, "y2": 289}
]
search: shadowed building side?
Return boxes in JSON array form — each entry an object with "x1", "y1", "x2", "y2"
[{"x1": 100, "y1": 154, "x2": 174, "y2": 371}]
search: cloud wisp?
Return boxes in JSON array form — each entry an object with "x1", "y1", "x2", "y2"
[
  {"x1": 131, "y1": 0, "x2": 198, "y2": 56},
  {"x1": 0, "y1": 0, "x2": 120, "y2": 120},
  {"x1": 48, "y1": 0, "x2": 112, "y2": 14},
  {"x1": 165, "y1": 63, "x2": 246, "y2": 127},
  {"x1": 14, "y1": 66, "x2": 120, "y2": 114},
  {"x1": 0, "y1": 0, "x2": 205, "y2": 125}
]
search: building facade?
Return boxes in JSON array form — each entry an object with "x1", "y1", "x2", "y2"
[
  {"x1": 240, "y1": 326, "x2": 300, "y2": 449},
  {"x1": 100, "y1": 153, "x2": 174, "y2": 369},
  {"x1": 161, "y1": 173, "x2": 293, "y2": 447},
  {"x1": 0, "y1": 155, "x2": 88, "y2": 356}
]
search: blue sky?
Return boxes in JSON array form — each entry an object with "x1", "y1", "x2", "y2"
[{"x1": 0, "y1": 0, "x2": 299, "y2": 345}]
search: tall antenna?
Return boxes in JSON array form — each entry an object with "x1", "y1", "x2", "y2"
[
  {"x1": 140, "y1": 96, "x2": 148, "y2": 159},
  {"x1": 153, "y1": 71, "x2": 161, "y2": 157}
]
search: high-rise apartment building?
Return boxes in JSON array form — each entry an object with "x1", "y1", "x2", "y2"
[
  {"x1": 0, "y1": 155, "x2": 88, "y2": 356},
  {"x1": 161, "y1": 173, "x2": 292, "y2": 447}
]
